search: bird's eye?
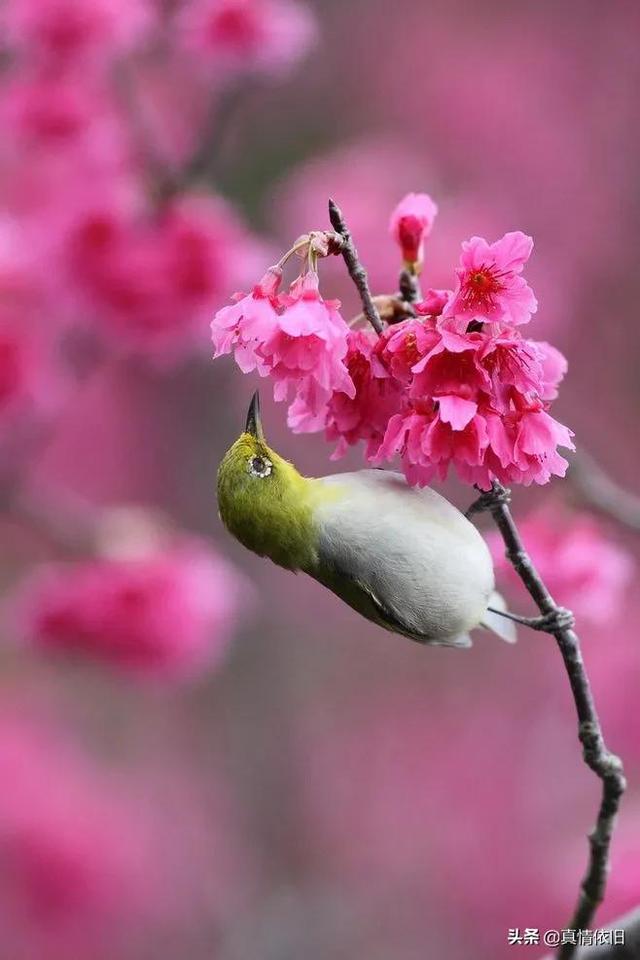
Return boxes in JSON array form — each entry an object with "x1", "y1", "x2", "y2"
[{"x1": 247, "y1": 455, "x2": 272, "y2": 479}]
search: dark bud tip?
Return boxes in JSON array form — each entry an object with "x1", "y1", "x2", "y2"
[{"x1": 328, "y1": 198, "x2": 343, "y2": 230}]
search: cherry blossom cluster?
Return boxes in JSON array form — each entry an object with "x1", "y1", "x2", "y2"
[
  {"x1": 0, "y1": 0, "x2": 316, "y2": 680},
  {"x1": 211, "y1": 192, "x2": 574, "y2": 488},
  {"x1": 0, "y1": 0, "x2": 316, "y2": 430},
  {"x1": 12, "y1": 509, "x2": 245, "y2": 680}
]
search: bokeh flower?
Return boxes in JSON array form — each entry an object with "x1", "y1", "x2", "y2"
[
  {"x1": 0, "y1": 717, "x2": 154, "y2": 960},
  {"x1": 488, "y1": 504, "x2": 634, "y2": 625},
  {"x1": 3, "y1": 0, "x2": 152, "y2": 65},
  {"x1": 15, "y1": 534, "x2": 243, "y2": 679},
  {"x1": 179, "y1": 0, "x2": 316, "y2": 77},
  {"x1": 67, "y1": 195, "x2": 263, "y2": 363}
]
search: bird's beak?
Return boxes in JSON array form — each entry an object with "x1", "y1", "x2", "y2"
[{"x1": 245, "y1": 390, "x2": 265, "y2": 441}]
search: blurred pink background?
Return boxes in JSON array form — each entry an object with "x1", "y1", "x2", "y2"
[{"x1": 0, "y1": 1, "x2": 638, "y2": 957}]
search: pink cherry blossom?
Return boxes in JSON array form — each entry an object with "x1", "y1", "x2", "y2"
[
  {"x1": 375, "y1": 401, "x2": 490, "y2": 486},
  {"x1": 367, "y1": 311, "x2": 572, "y2": 489},
  {"x1": 532, "y1": 339, "x2": 568, "y2": 400},
  {"x1": 512, "y1": 404, "x2": 575, "y2": 480},
  {"x1": 371, "y1": 317, "x2": 440, "y2": 384},
  {"x1": 212, "y1": 268, "x2": 355, "y2": 411},
  {"x1": 179, "y1": 0, "x2": 316, "y2": 77},
  {"x1": 478, "y1": 333, "x2": 567, "y2": 412},
  {"x1": 444, "y1": 230, "x2": 538, "y2": 326},
  {"x1": 0, "y1": 319, "x2": 41, "y2": 423},
  {"x1": 211, "y1": 266, "x2": 282, "y2": 373},
  {"x1": 212, "y1": 189, "x2": 572, "y2": 490},
  {"x1": 290, "y1": 329, "x2": 404, "y2": 458},
  {"x1": 264, "y1": 273, "x2": 354, "y2": 403},
  {"x1": 389, "y1": 191, "x2": 438, "y2": 264},
  {"x1": 478, "y1": 334, "x2": 542, "y2": 407},
  {"x1": 15, "y1": 539, "x2": 242, "y2": 679},
  {"x1": 415, "y1": 288, "x2": 450, "y2": 317},
  {"x1": 410, "y1": 327, "x2": 490, "y2": 400},
  {"x1": 474, "y1": 403, "x2": 574, "y2": 487},
  {"x1": 488, "y1": 505, "x2": 634, "y2": 625},
  {"x1": 3, "y1": 0, "x2": 153, "y2": 65}
]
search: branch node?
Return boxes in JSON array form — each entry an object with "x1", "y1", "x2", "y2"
[{"x1": 465, "y1": 482, "x2": 512, "y2": 517}]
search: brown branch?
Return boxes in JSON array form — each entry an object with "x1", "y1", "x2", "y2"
[
  {"x1": 467, "y1": 481, "x2": 627, "y2": 960},
  {"x1": 327, "y1": 199, "x2": 384, "y2": 335}
]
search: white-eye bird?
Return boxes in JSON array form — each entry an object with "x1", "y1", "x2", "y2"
[{"x1": 217, "y1": 392, "x2": 516, "y2": 648}]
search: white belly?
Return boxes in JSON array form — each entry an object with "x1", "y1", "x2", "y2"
[{"x1": 311, "y1": 470, "x2": 495, "y2": 644}]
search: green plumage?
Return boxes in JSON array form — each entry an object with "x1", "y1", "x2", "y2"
[{"x1": 217, "y1": 433, "x2": 322, "y2": 571}]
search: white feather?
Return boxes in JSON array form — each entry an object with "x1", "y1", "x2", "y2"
[{"x1": 310, "y1": 470, "x2": 498, "y2": 647}]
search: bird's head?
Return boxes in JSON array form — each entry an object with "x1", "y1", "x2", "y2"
[{"x1": 216, "y1": 392, "x2": 316, "y2": 570}]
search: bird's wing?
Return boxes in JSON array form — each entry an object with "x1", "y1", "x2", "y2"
[
  {"x1": 314, "y1": 557, "x2": 472, "y2": 648},
  {"x1": 310, "y1": 470, "x2": 493, "y2": 645}
]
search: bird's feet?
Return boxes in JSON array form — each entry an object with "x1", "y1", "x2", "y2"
[
  {"x1": 518, "y1": 607, "x2": 576, "y2": 633},
  {"x1": 465, "y1": 481, "x2": 512, "y2": 518}
]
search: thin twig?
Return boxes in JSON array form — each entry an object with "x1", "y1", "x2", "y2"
[
  {"x1": 569, "y1": 450, "x2": 640, "y2": 532},
  {"x1": 467, "y1": 481, "x2": 626, "y2": 960},
  {"x1": 115, "y1": 57, "x2": 251, "y2": 205},
  {"x1": 171, "y1": 81, "x2": 249, "y2": 194},
  {"x1": 327, "y1": 199, "x2": 384, "y2": 335}
]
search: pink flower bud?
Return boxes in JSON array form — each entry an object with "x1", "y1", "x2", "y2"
[{"x1": 389, "y1": 192, "x2": 438, "y2": 264}]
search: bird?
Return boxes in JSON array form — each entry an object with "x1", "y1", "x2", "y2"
[{"x1": 217, "y1": 392, "x2": 516, "y2": 648}]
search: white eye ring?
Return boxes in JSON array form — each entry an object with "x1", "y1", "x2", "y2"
[{"x1": 247, "y1": 455, "x2": 272, "y2": 479}]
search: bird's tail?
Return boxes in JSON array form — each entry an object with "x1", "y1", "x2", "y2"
[{"x1": 480, "y1": 590, "x2": 517, "y2": 643}]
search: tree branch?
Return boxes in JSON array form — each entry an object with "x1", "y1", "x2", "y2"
[
  {"x1": 327, "y1": 199, "x2": 384, "y2": 335},
  {"x1": 542, "y1": 908, "x2": 640, "y2": 959},
  {"x1": 467, "y1": 481, "x2": 627, "y2": 960},
  {"x1": 569, "y1": 450, "x2": 640, "y2": 532}
]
